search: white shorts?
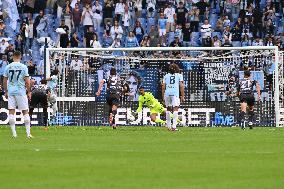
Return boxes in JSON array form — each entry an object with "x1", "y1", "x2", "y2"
[
  {"x1": 159, "y1": 29, "x2": 167, "y2": 36},
  {"x1": 164, "y1": 95, "x2": 180, "y2": 107},
  {"x1": 8, "y1": 95, "x2": 29, "y2": 111}
]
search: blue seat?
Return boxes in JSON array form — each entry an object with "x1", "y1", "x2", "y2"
[
  {"x1": 137, "y1": 18, "x2": 147, "y2": 32},
  {"x1": 212, "y1": 32, "x2": 222, "y2": 39},
  {"x1": 147, "y1": 18, "x2": 156, "y2": 33}
]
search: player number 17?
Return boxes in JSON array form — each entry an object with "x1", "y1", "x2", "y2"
[{"x1": 9, "y1": 70, "x2": 22, "y2": 81}]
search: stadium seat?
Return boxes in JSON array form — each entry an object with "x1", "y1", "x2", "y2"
[{"x1": 147, "y1": 18, "x2": 156, "y2": 33}]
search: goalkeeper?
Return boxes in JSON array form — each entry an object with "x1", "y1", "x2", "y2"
[{"x1": 135, "y1": 87, "x2": 169, "y2": 125}]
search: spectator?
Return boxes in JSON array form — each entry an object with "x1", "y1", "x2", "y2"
[
  {"x1": 92, "y1": 0, "x2": 102, "y2": 33},
  {"x1": 252, "y1": 37, "x2": 264, "y2": 46},
  {"x1": 115, "y1": 0, "x2": 125, "y2": 22},
  {"x1": 266, "y1": 36, "x2": 274, "y2": 46},
  {"x1": 27, "y1": 19, "x2": 34, "y2": 49},
  {"x1": 57, "y1": 0, "x2": 66, "y2": 19},
  {"x1": 82, "y1": 3, "x2": 94, "y2": 34},
  {"x1": 135, "y1": 0, "x2": 143, "y2": 18},
  {"x1": 105, "y1": 20, "x2": 112, "y2": 36},
  {"x1": 191, "y1": 8, "x2": 200, "y2": 32},
  {"x1": 111, "y1": 37, "x2": 122, "y2": 48},
  {"x1": 223, "y1": 15, "x2": 231, "y2": 27},
  {"x1": 182, "y1": 23, "x2": 191, "y2": 47},
  {"x1": 125, "y1": 31, "x2": 139, "y2": 47},
  {"x1": 263, "y1": 19, "x2": 275, "y2": 37},
  {"x1": 62, "y1": 2, "x2": 73, "y2": 34},
  {"x1": 0, "y1": 39, "x2": 9, "y2": 55},
  {"x1": 147, "y1": 0, "x2": 156, "y2": 18},
  {"x1": 90, "y1": 33, "x2": 101, "y2": 48},
  {"x1": 27, "y1": 60, "x2": 36, "y2": 76},
  {"x1": 203, "y1": 36, "x2": 212, "y2": 47},
  {"x1": 195, "y1": 0, "x2": 209, "y2": 22},
  {"x1": 127, "y1": 0, "x2": 136, "y2": 27},
  {"x1": 169, "y1": 35, "x2": 182, "y2": 47},
  {"x1": 15, "y1": 35, "x2": 24, "y2": 54},
  {"x1": 215, "y1": 17, "x2": 223, "y2": 32},
  {"x1": 175, "y1": 1, "x2": 188, "y2": 28},
  {"x1": 158, "y1": 13, "x2": 167, "y2": 37},
  {"x1": 110, "y1": 20, "x2": 123, "y2": 39},
  {"x1": 70, "y1": 56, "x2": 83, "y2": 71},
  {"x1": 164, "y1": 3, "x2": 176, "y2": 33},
  {"x1": 58, "y1": 19, "x2": 70, "y2": 48},
  {"x1": 0, "y1": 55, "x2": 8, "y2": 85},
  {"x1": 103, "y1": 0, "x2": 114, "y2": 26},
  {"x1": 70, "y1": 32, "x2": 80, "y2": 47},
  {"x1": 84, "y1": 26, "x2": 94, "y2": 47},
  {"x1": 122, "y1": 5, "x2": 131, "y2": 35},
  {"x1": 241, "y1": 34, "x2": 251, "y2": 47},
  {"x1": 252, "y1": 5, "x2": 263, "y2": 38},
  {"x1": 223, "y1": 26, "x2": 232, "y2": 43},
  {"x1": 72, "y1": 3, "x2": 82, "y2": 33},
  {"x1": 5, "y1": 44, "x2": 15, "y2": 63},
  {"x1": 175, "y1": 24, "x2": 183, "y2": 41},
  {"x1": 102, "y1": 31, "x2": 113, "y2": 47},
  {"x1": 140, "y1": 35, "x2": 150, "y2": 47},
  {"x1": 201, "y1": 19, "x2": 212, "y2": 46},
  {"x1": 241, "y1": 17, "x2": 252, "y2": 37},
  {"x1": 213, "y1": 35, "x2": 221, "y2": 47},
  {"x1": 133, "y1": 21, "x2": 144, "y2": 44},
  {"x1": 33, "y1": 10, "x2": 44, "y2": 38},
  {"x1": 148, "y1": 25, "x2": 159, "y2": 47},
  {"x1": 231, "y1": 25, "x2": 242, "y2": 47},
  {"x1": 222, "y1": 38, "x2": 233, "y2": 47}
]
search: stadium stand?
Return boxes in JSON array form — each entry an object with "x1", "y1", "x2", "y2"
[{"x1": 0, "y1": 0, "x2": 283, "y2": 77}]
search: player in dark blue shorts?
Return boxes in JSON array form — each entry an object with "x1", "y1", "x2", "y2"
[
  {"x1": 238, "y1": 70, "x2": 261, "y2": 129},
  {"x1": 96, "y1": 68, "x2": 122, "y2": 129}
]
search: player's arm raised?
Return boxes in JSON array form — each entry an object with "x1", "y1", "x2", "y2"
[{"x1": 96, "y1": 79, "x2": 105, "y2": 96}]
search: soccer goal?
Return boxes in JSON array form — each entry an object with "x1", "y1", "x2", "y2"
[{"x1": 45, "y1": 46, "x2": 283, "y2": 127}]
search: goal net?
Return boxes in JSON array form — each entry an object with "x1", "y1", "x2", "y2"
[{"x1": 45, "y1": 46, "x2": 281, "y2": 127}]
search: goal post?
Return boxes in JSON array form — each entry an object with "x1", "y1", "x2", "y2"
[{"x1": 45, "y1": 46, "x2": 281, "y2": 127}]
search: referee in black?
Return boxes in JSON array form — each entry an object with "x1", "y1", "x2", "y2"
[{"x1": 29, "y1": 78, "x2": 50, "y2": 129}]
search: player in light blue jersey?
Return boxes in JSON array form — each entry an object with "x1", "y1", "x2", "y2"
[
  {"x1": 47, "y1": 69, "x2": 59, "y2": 117},
  {"x1": 162, "y1": 63, "x2": 185, "y2": 131},
  {"x1": 3, "y1": 51, "x2": 32, "y2": 138}
]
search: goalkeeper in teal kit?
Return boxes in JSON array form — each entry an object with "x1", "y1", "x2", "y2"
[{"x1": 136, "y1": 87, "x2": 180, "y2": 125}]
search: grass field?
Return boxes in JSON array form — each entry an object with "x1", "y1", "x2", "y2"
[{"x1": 0, "y1": 126, "x2": 284, "y2": 189}]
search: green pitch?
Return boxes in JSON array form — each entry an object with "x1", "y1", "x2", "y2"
[{"x1": 0, "y1": 126, "x2": 284, "y2": 189}]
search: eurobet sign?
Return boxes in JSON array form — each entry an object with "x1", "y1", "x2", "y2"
[
  {"x1": 116, "y1": 107, "x2": 218, "y2": 126},
  {"x1": 0, "y1": 108, "x2": 52, "y2": 125}
]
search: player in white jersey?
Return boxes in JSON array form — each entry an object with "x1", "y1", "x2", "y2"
[
  {"x1": 47, "y1": 69, "x2": 59, "y2": 117},
  {"x1": 162, "y1": 63, "x2": 185, "y2": 131},
  {"x1": 3, "y1": 51, "x2": 32, "y2": 138}
]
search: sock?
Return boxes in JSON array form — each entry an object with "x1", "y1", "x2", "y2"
[
  {"x1": 239, "y1": 111, "x2": 246, "y2": 124},
  {"x1": 24, "y1": 114, "x2": 31, "y2": 137},
  {"x1": 248, "y1": 111, "x2": 254, "y2": 123},
  {"x1": 155, "y1": 118, "x2": 166, "y2": 124},
  {"x1": 43, "y1": 108, "x2": 48, "y2": 126},
  {"x1": 112, "y1": 109, "x2": 117, "y2": 125},
  {"x1": 29, "y1": 108, "x2": 34, "y2": 117},
  {"x1": 172, "y1": 111, "x2": 178, "y2": 129},
  {"x1": 9, "y1": 114, "x2": 17, "y2": 137},
  {"x1": 166, "y1": 111, "x2": 171, "y2": 129}
]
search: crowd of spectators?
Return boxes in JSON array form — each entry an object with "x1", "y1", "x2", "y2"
[{"x1": 0, "y1": 0, "x2": 283, "y2": 79}]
